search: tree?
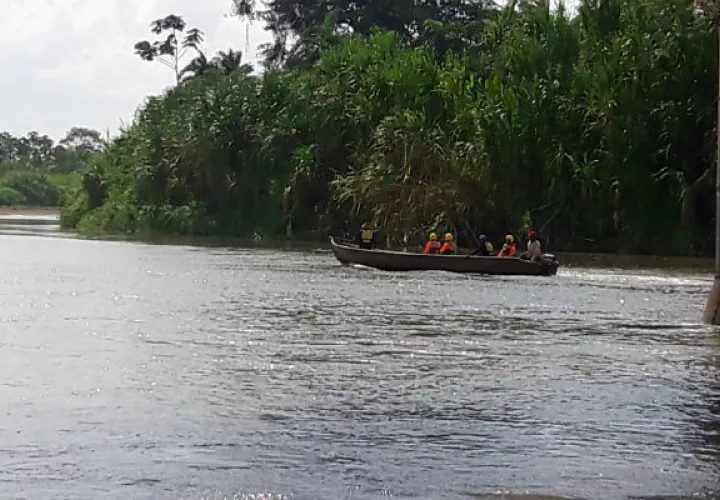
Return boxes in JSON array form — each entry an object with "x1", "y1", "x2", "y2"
[
  {"x1": 63, "y1": 0, "x2": 720, "y2": 257},
  {"x1": 22, "y1": 131, "x2": 55, "y2": 169},
  {"x1": 180, "y1": 52, "x2": 210, "y2": 81},
  {"x1": 59, "y1": 127, "x2": 106, "y2": 157},
  {"x1": 51, "y1": 127, "x2": 106, "y2": 173},
  {"x1": 232, "y1": 0, "x2": 496, "y2": 67},
  {"x1": 0, "y1": 132, "x2": 21, "y2": 164},
  {"x1": 213, "y1": 49, "x2": 253, "y2": 75},
  {"x1": 134, "y1": 14, "x2": 205, "y2": 85},
  {"x1": 181, "y1": 48, "x2": 253, "y2": 81},
  {"x1": 283, "y1": 13, "x2": 344, "y2": 69},
  {"x1": 0, "y1": 128, "x2": 104, "y2": 173}
]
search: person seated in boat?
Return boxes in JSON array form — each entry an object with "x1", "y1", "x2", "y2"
[
  {"x1": 470, "y1": 233, "x2": 494, "y2": 256},
  {"x1": 497, "y1": 234, "x2": 517, "y2": 257},
  {"x1": 356, "y1": 222, "x2": 377, "y2": 250},
  {"x1": 521, "y1": 230, "x2": 542, "y2": 261},
  {"x1": 423, "y1": 232, "x2": 442, "y2": 254},
  {"x1": 439, "y1": 233, "x2": 456, "y2": 255}
]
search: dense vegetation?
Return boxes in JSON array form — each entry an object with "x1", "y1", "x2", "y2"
[
  {"x1": 0, "y1": 128, "x2": 103, "y2": 206},
  {"x1": 62, "y1": 0, "x2": 720, "y2": 255}
]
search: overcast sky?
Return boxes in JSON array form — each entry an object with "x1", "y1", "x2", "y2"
[
  {"x1": 0, "y1": 0, "x2": 271, "y2": 140},
  {"x1": 0, "y1": 0, "x2": 576, "y2": 141}
]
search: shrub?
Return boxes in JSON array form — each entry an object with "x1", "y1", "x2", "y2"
[
  {"x1": 2, "y1": 171, "x2": 60, "y2": 206},
  {"x1": 0, "y1": 186, "x2": 27, "y2": 206}
]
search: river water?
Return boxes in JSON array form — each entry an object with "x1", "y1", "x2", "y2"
[{"x1": 0, "y1": 220, "x2": 719, "y2": 500}]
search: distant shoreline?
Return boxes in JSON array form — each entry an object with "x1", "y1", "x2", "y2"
[
  {"x1": 0, "y1": 206, "x2": 710, "y2": 270},
  {"x1": 0, "y1": 207, "x2": 60, "y2": 217}
]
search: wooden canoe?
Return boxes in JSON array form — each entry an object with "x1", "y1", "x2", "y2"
[{"x1": 329, "y1": 236, "x2": 559, "y2": 276}]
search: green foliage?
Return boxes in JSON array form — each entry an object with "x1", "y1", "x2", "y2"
[
  {"x1": 59, "y1": 127, "x2": 106, "y2": 159},
  {"x1": 0, "y1": 127, "x2": 104, "y2": 176},
  {"x1": 181, "y1": 48, "x2": 254, "y2": 82},
  {"x1": 60, "y1": 190, "x2": 89, "y2": 229},
  {"x1": 233, "y1": 0, "x2": 495, "y2": 68},
  {"x1": 64, "y1": 0, "x2": 720, "y2": 255},
  {"x1": 0, "y1": 127, "x2": 97, "y2": 208},
  {"x1": 0, "y1": 186, "x2": 27, "y2": 206},
  {"x1": 0, "y1": 170, "x2": 78, "y2": 208},
  {"x1": 47, "y1": 173, "x2": 81, "y2": 195},
  {"x1": 134, "y1": 14, "x2": 206, "y2": 85},
  {"x1": 2, "y1": 171, "x2": 60, "y2": 206}
]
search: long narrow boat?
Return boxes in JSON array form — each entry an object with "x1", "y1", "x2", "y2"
[{"x1": 329, "y1": 236, "x2": 559, "y2": 276}]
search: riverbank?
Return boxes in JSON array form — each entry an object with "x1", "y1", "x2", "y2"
[
  {"x1": 54, "y1": 227, "x2": 715, "y2": 273},
  {"x1": 3, "y1": 206, "x2": 709, "y2": 272},
  {"x1": 0, "y1": 207, "x2": 60, "y2": 217}
]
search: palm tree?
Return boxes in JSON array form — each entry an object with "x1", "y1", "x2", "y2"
[
  {"x1": 180, "y1": 52, "x2": 210, "y2": 81},
  {"x1": 212, "y1": 49, "x2": 253, "y2": 75}
]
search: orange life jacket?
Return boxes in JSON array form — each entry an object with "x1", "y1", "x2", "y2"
[
  {"x1": 440, "y1": 242, "x2": 456, "y2": 255},
  {"x1": 499, "y1": 244, "x2": 517, "y2": 257},
  {"x1": 423, "y1": 241, "x2": 441, "y2": 254}
]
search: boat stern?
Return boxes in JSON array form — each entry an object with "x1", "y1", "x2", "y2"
[{"x1": 538, "y1": 253, "x2": 559, "y2": 276}]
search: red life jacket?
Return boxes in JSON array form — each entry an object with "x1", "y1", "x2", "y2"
[
  {"x1": 440, "y1": 242, "x2": 456, "y2": 255},
  {"x1": 499, "y1": 244, "x2": 517, "y2": 257},
  {"x1": 423, "y1": 241, "x2": 441, "y2": 254}
]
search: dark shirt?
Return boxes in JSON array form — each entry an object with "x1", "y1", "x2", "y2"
[{"x1": 471, "y1": 241, "x2": 492, "y2": 256}]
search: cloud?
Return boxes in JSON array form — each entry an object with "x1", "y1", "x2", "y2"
[{"x1": 0, "y1": 0, "x2": 272, "y2": 140}]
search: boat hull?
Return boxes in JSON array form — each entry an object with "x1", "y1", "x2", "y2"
[{"x1": 329, "y1": 237, "x2": 559, "y2": 276}]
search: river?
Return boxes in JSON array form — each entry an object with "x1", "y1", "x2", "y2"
[{"x1": 0, "y1": 218, "x2": 718, "y2": 500}]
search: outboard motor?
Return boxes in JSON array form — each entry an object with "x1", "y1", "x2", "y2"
[
  {"x1": 537, "y1": 253, "x2": 559, "y2": 275},
  {"x1": 538, "y1": 253, "x2": 556, "y2": 266}
]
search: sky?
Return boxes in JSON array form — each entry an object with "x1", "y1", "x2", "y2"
[{"x1": 0, "y1": 0, "x2": 272, "y2": 140}]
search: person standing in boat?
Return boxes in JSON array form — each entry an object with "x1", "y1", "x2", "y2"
[
  {"x1": 521, "y1": 230, "x2": 542, "y2": 261},
  {"x1": 470, "y1": 233, "x2": 494, "y2": 256},
  {"x1": 356, "y1": 222, "x2": 377, "y2": 250},
  {"x1": 423, "y1": 232, "x2": 442, "y2": 254},
  {"x1": 439, "y1": 233, "x2": 456, "y2": 254},
  {"x1": 498, "y1": 234, "x2": 517, "y2": 257}
]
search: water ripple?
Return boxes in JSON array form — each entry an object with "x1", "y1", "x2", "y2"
[{"x1": 0, "y1": 234, "x2": 717, "y2": 499}]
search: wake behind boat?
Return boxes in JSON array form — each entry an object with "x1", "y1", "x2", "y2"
[{"x1": 329, "y1": 236, "x2": 559, "y2": 276}]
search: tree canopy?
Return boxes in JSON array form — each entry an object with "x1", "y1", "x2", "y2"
[
  {"x1": 0, "y1": 127, "x2": 103, "y2": 207},
  {"x1": 0, "y1": 127, "x2": 104, "y2": 173},
  {"x1": 134, "y1": 15, "x2": 206, "y2": 85},
  {"x1": 233, "y1": 0, "x2": 497, "y2": 67},
  {"x1": 134, "y1": 15, "x2": 254, "y2": 83}
]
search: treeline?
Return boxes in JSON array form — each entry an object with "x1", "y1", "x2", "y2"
[
  {"x1": 62, "y1": 0, "x2": 718, "y2": 255},
  {"x1": 0, "y1": 128, "x2": 105, "y2": 206}
]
